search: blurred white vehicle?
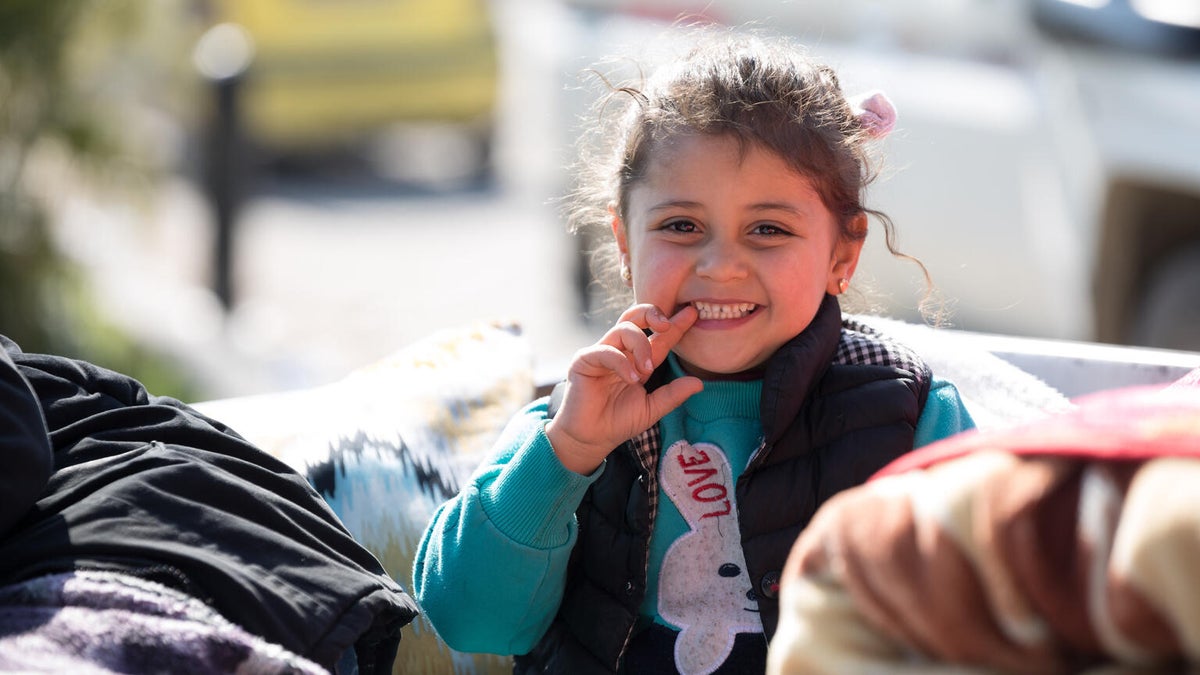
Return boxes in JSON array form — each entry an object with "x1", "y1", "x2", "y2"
[{"x1": 561, "y1": 0, "x2": 1200, "y2": 351}]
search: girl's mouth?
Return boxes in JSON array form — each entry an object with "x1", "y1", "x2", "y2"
[{"x1": 692, "y1": 301, "x2": 758, "y2": 321}]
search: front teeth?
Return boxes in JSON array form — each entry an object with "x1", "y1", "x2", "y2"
[{"x1": 693, "y1": 301, "x2": 757, "y2": 320}]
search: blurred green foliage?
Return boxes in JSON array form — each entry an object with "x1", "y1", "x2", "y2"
[{"x1": 1, "y1": 0, "x2": 202, "y2": 400}]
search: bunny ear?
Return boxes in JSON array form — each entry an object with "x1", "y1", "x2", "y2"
[{"x1": 849, "y1": 90, "x2": 897, "y2": 139}]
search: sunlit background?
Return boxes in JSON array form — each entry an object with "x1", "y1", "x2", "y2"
[{"x1": 2, "y1": 0, "x2": 1198, "y2": 402}]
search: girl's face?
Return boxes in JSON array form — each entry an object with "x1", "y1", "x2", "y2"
[{"x1": 616, "y1": 133, "x2": 864, "y2": 379}]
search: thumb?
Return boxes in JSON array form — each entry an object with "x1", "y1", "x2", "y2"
[{"x1": 645, "y1": 376, "x2": 704, "y2": 424}]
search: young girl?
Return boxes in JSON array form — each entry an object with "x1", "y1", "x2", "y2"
[{"x1": 413, "y1": 29, "x2": 975, "y2": 674}]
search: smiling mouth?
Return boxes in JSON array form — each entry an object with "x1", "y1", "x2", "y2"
[{"x1": 692, "y1": 301, "x2": 758, "y2": 320}]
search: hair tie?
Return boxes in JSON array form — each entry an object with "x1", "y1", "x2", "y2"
[{"x1": 849, "y1": 90, "x2": 897, "y2": 139}]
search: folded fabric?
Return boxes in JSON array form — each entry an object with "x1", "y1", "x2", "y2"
[{"x1": 769, "y1": 376, "x2": 1200, "y2": 674}]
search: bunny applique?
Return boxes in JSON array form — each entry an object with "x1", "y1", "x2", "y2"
[{"x1": 658, "y1": 440, "x2": 762, "y2": 675}]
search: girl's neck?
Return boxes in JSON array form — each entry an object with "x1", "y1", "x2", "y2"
[{"x1": 669, "y1": 353, "x2": 765, "y2": 382}]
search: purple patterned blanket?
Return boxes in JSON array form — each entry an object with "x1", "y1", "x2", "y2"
[{"x1": 0, "y1": 571, "x2": 325, "y2": 674}]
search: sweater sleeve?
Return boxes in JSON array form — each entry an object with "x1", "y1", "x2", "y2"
[
  {"x1": 913, "y1": 376, "x2": 976, "y2": 448},
  {"x1": 0, "y1": 337, "x2": 53, "y2": 538},
  {"x1": 412, "y1": 397, "x2": 601, "y2": 655}
]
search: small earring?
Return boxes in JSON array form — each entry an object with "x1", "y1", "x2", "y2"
[
  {"x1": 837, "y1": 278, "x2": 849, "y2": 294},
  {"x1": 621, "y1": 265, "x2": 632, "y2": 282}
]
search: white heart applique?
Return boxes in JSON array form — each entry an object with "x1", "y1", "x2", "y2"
[{"x1": 658, "y1": 440, "x2": 762, "y2": 675}]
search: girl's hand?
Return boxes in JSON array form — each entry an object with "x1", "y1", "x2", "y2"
[{"x1": 546, "y1": 304, "x2": 702, "y2": 474}]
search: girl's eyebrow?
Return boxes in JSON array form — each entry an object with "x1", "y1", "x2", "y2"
[
  {"x1": 748, "y1": 202, "x2": 807, "y2": 216},
  {"x1": 646, "y1": 200, "x2": 807, "y2": 215},
  {"x1": 647, "y1": 199, "x2": 703, "y2": 213}
]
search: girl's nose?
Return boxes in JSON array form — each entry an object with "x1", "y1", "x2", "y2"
[{"x1": 696, "y1": 242, "x2": 748, "y2": 282}]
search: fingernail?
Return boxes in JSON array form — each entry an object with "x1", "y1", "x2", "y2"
[{"x1": 644, "y1": 359, "x2": 653, "y2": 372}]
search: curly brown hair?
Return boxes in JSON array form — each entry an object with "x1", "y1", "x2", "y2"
[{"x1": 564, "y1": 27, "x2": 939, "y2": 322}]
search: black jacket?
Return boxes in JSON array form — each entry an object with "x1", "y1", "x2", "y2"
[
  {"x1": 516, "y1": 296, "x2": 931, "y2": 673},
  {"x1": 0, "y1": 336, "x2": 418, "y2": 673}
]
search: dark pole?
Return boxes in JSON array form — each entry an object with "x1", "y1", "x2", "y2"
[
  {"x1": 205, "y1": 72, "x2": 245, "y2": 311},
  {"x1": 194, "y1": 21, "x2": 255, "y2": 313}
]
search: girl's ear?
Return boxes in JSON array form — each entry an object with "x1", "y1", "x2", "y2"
[
  {"x1": 827, "y1": 214, "x2": 867, "y2": 295},
  {"x1": 611, "y1": 206, "x2": 630, "y2": 263},
  {"x1": 611, "y1": 206, "x2": 635, "y2": 288}
]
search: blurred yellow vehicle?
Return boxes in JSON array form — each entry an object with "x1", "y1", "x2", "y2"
[
  {"x1": 194, "y1": 0, "x2": 499, "y2": 171},
  {"x1": 192, "y1": 0, "x2": 499, "y2": 308}
]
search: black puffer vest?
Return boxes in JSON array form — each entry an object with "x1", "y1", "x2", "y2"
[{"x1": 515, "y1": 296, "x2": 931, "y2": 674}]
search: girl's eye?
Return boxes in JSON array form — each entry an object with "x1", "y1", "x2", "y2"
[
  {"x1": 752, "y1": 223, "x2": 790, "y2": 236},
  {"x1": 663, "y1": 219, "x2": 698, "y2": 234}
]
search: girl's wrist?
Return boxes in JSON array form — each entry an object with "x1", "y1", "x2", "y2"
[{"x1": 545, "y1": 419, "x2": 606, "y2": 475}]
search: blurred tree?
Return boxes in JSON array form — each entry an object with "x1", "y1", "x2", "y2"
[{"x1": 0, "y1": 0, "x2": 200, "y2": 399}]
